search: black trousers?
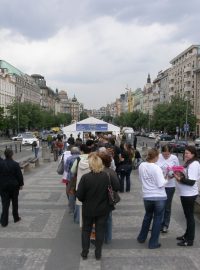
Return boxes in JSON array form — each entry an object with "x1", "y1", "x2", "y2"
[
  {"x1": 180, "y1": 195, "x2": 197, "y2": 242},
  {"x1": 82, "y1": 214, "x2": 108, "y2": 257},
  {"x1": 0, "y1": 188, "x2": 20, "y2": 226}
]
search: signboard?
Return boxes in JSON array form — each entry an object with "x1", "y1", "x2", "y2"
[
  {"x1": 76, "y1": 123, "x2": 108, "y2": 132},
  {"x1": 184, "y1": 123, "x2": 189, "y2": 132}
]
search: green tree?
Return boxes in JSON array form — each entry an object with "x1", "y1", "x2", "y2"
[
  {"x1": 0, "y1": 107, "x2": 5, "y2": 130},
  {"x1": 80, "y1": 111, "x2": 88, "y2": 121},
  {"x1": 152, "y1": 96, "x2": 196, "y2": 133}
]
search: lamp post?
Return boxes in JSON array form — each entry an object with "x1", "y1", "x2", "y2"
[
  {"x1": 185, "y1": 97, "x2": 189, "y2": 141},
  {"x1": 17, "y1": 92, "x2": 22, "y2": 134}
]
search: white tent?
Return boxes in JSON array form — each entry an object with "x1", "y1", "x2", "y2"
[{"x1": 62, "y1": 117, "x2": 120, "y2": 139}]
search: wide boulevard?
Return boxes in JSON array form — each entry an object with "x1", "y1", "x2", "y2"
[{"x1": 0, "y1": 137, "x2": 200, "y2": 270}]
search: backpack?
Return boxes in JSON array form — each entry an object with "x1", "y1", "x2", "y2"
[{"x1": 32, "y1": 141, "x2": 37, "y2": 147}]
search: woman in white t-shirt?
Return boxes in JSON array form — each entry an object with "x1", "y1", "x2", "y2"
[
  {"x1": 156, "y1": 144, "x2": 179, "y2": 233},
  {"x1": 174, "y1": 145, "x2": 200, "y2": 247},
  {"x1": 137, "y1": 148, "x2": 168, "y2": 249}
]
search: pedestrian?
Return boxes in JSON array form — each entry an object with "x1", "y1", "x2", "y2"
[
  {"x1": 155, "y1": 135, "x2": 160, "y2": 149},
  {"x1": 137, "y1": 148, "x2": 168, "y2": 249},
  {"x1": 133, "y1": 135, "x2": 137, "y2": 150},
  {"x1": 76, "y1": 152, "x2": 111, "y2": 260},
  {"x1": 67, "y1": 134, "x2": 75, "y2": 149},
  {"x1": 0, "y1": 149, "x2": 24, "y2": 227},
  {"x1": 156, "y1": 144, "x2": 179, "y2": 233},
  {"x1": 174, "y1": 145, "x2": 200, "y2": 247},
  {"x1": 71, "y1": 144, "x2": 91, "y2": 225},
  {"x1": 33, "y1": 137, "x2": 40, "y2": 158},
  {"x1": 118, "y1": 143, "x2": 134, "y2": 192},
  {"x1": 97, "y1": 151, "x2": 120, "y2": 244}
]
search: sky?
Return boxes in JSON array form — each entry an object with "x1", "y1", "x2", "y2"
[{"x1": 0, "y1": 0, "x2": 200, "y2": 109}]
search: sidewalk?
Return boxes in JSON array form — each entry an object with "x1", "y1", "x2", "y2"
[{"x1": 0, "y1": 160, "x2": 200, "y2": 270}]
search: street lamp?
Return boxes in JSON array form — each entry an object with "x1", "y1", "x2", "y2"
[
  {"x1": 184, "y1": 96, "x2": 189, "y2": 141},
  {"x1": 17, "y1": 92, "x2": 22, "y2": 134}
]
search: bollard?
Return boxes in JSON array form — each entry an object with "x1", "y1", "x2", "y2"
[
  {"x1": 5, "y1": 145, "x2": 7, "y2": 149},
  {"x1": 15, "y1": 144, "x2": 17, "y2": 153},
  {"x1": 146, "y1": 143, "x2": 148, "y2": 147}
]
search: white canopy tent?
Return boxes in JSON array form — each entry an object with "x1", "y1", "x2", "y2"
[{"x1": 62, "y1": 117, "x2": 120, "y2": 139}]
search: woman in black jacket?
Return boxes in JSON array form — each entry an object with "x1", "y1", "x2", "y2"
[
  {"x1": 0, "y1": 149, "x2": 24, "y2": 227},
  {"x1": 76, "y1": 152, "x2": 111, "y2": 260}
]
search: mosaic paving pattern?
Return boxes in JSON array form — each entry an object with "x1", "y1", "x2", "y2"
[{"x1": 0, "y1": 248, "x2": 51, "y2": 270}]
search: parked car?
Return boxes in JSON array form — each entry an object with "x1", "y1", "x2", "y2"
[
  {"x1": 159, "y1": 134, "x2": 174, "y2": 141},
  {"x1": 11, "y1": 134, "x2": 23, "y2": 141},
  {"x1": 11, "y1": 132, "x2": 33, "y2": 141},
  {"x1": 148, "y1": 132, "x2": 156, "y2": 139},
  {"x1": 21, "y1": 134, "x2": 37, "y2": 145},
  {"x1": 168, "y1": 139, "x2": 188, "y2": 153},
  {"x1": 195, "y1": 137, "x2": 200, "y2": 147}
]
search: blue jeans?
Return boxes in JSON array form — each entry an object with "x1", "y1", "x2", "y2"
[
  {"x1": 137, "y1": 199, "x2": 166, "y2": 248},
  {"x1": 119, "y1": 165, "x2": 132, "y2": 192},
  {"x1": 34, "y1": 147, "x2": 39, "y2": 158},
  {"x1": 74, "y1": 204, "x2": 80, "y2": 224},
  {"x1": 162, "y1": 187, "x2": 175, "y2": 229},
  {"x1": 104, "y1": 212, "x2": 112, "y2": 243}
]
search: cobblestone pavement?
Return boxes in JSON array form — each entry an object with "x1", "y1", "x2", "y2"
[{"x1": 0, "y1": 158, "x2": 200, "y2": 270}]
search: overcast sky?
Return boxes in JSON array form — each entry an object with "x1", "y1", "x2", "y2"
[{"x1": 0, "y1": 0, "x2": 199, "y2": 109}]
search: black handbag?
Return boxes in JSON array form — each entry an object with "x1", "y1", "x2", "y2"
[{"x1": 107, "y1": 173, "x2": 120, "y2": 206}]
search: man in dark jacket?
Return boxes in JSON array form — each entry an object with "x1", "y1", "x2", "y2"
[{"x1": 0, "y1": 149, "x2": 24, "y2": 227}]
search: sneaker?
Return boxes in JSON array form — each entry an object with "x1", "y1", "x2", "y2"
[
  {"x1": 161, "y1": 226, "x2": 168, "y2": 233},
  {"x1": 176, "y1": 235, "x2": 185, "y2": 241},
  {"x1": 177, "y1": 240, "x2": 193, "y2": 247}
]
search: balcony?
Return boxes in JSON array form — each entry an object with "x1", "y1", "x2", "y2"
[
  {"x1": 169, "y1": 91, "x2": 174, "y2": 97},
  {"x1": 184, "y1": 86, "x2": 191, "y2": 93},
  {"x1": 168, "y1": 75, "x2": 174, "y2": 81},
  {"x1": 184, "y1": 66, "x2": 192, "y2": 73},
  {"x1": 184, "y1": 77, "x2": 191, "y2": 83}
]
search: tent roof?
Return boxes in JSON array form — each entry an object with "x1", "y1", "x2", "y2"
[{"x1": 62, "y1": 117, "x2": 120, "y2": 133}]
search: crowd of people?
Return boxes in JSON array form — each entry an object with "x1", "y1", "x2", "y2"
[
  {"x1": 58, "y1": 133, "x2": 138, "y2": 260},
  {"x1": 1, "y1": 130, "x2": 200, "y2": 261}
]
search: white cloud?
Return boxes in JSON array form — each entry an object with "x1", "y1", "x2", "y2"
[{"x1": 0, "y1": 10, "x2": 195, "y2": 108}]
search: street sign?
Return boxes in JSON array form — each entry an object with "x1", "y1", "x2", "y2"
[{"x1": 184, "y1": 123, "x2": 189, "y2": 132}]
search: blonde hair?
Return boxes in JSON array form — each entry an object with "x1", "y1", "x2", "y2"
[{"x1": 88, "y1": 152, "x2": 104, "y2": 173}]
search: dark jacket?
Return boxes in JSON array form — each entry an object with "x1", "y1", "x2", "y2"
[
  {"x1": 76, "y1": 171, "x2": 111, "y2": 217},
  {"x1": 0, "y1": 159, "x2": 24, "y2": 191}
]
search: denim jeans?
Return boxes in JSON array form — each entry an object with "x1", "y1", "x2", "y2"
[
  {"x1": 68, "y1": 194, "x2": 75, "y2": 214},
  {"x1": 180, "y1": 195, "x2": 197, "y2": 241},
  {"x1": 34, "y1": 147, "x2": 39, "y2": 158},
  {"x1": 74, "y1": 204, "x2": 80, "y2": 224},
  {"x1": 104, "y1": 212, "x2": 112, "y2": 243},
  {"x1": 137, "y1": 199, "x2": 166, "y2": 248},
  {"x1": 119, "y1": 165, "x2": 132, "y2": 192},
  {"x1": 162, "y1": 187, "x2": 175, "y2": 229}
]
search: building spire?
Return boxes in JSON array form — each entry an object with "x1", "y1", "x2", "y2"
[{"x1": 147, "y1": 73, "x2": 151, "y2": 84}]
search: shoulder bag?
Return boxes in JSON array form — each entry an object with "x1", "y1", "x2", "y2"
[
  {"x1": 57, "y1": 154, "x2": 64, "y2": 175},
  {"x1": 107, "y1": 173, "x2": 120, "y2": 206}
]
